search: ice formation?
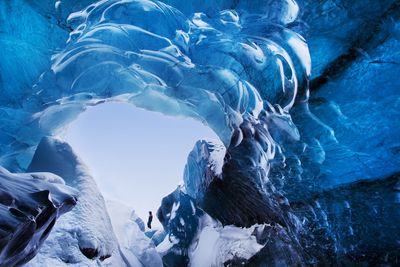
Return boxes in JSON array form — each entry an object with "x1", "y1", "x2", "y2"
[
  {"x1": 0, "y1": 167, "x2": 77, "y2": 266},
  {"x1": 0, "y1": 0, "x2": 399, "y2": 266},
  {"x1": 26, "y1": 137, "x2": 124, "y2": 266}
]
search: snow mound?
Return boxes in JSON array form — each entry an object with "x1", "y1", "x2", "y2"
[
  {"x1": 189, "y1": 215, "x2": 263, "y2": 267},
  {"x1": 106, "y1": 199, "x2": 163, "y2": 267},
  {"x1": 26, "y1": 137, "x2": 126, "y2": 266}
]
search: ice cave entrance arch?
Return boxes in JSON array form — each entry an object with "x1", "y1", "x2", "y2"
[{"x1": 64, "y1": 102, "x2": 219, "y2": 227}]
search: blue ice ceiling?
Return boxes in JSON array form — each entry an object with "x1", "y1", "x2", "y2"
[{"x1": 0, "y1": 0, "x2": 399, "y2": 266}]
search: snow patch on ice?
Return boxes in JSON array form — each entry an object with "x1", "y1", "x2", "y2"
[
  {"x1": 189, "y1": 215, "x2": 263, "y2": 267},
  {"x1": 26, "y1": 137, "x2": 126, "y2": 266},
  {"x1": 105, "y1": 199, "x2": 163, "y2": 267},
  {"x1": 170, "y1": 201, "x2": 180, "y2": 220},
  {"x1": 205, "y1": 139, "x2": 226, "y2": 176}
]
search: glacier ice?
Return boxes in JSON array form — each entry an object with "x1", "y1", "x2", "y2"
[
  {"x1": 157, "y1": 187, "x2": 204, "y2": 266},
  {"x1": 0, "y1": 167, "x2": 77, "y2": 266},
  {"x1": 189, "y1": 220, "x2": 265, "y2": 267},
  {"x1": 0, "y1": 0, "x2": 309, "y2": 171},
  {"x1": 26, "y1": 137, "x2": 124, "y2": 265},
  {"x1": 156, "y1": 185, "x2": 305, "y2": 266},
  {"x1": 105, "y1": 200, "x2": 163, "y2": 267},
  {"x1": 0, "y1": 0, "x2": 399, "y2": 266},
  {"x1": 25, "y1": 136, "x2": 164, "y2": 267},
  {"x1": 183, "y1": 139, "x2": 226, "y2": 202}
]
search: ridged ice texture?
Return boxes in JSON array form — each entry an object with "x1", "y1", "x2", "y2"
[
  {"x1": 0, "y1": 0, "x2": 309, "y2": 172},
  {"x1": 0, "y1": 0, "x2": 310, "y2": 265},
  {"x1": 0, "y1": 0, "x2": 399, "y2": 266},
  {"x1": 26, "y1": 137, "x2": 138, "y2": 266}
]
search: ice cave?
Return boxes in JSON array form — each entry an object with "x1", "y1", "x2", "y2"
[
  {"x1": 0, "y1": 0, "x2": 399, "y2": 266},
  {"x1": 65, "y1": 102, "x2": 220, "y2": 225}
]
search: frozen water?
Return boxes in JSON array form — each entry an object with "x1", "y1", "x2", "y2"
[
  {"x1": 0, "y1": 167, "x2": 77, "y2": 266},
  {"x1": 0, "y1": 0, "x2": 399, "y2": 265},
  {"x1": 26, "y1": 137, "x2": 123, "y2": 265},
  {"x1": 106, "y1": 200, "x2": 163, "y2": 267},
  {"x1": 0, "y1": 0, "x2": 306, "y2": 172},
  {"x1": 189, "y1": 217, "x2": 264, "y2": 267},
  {"x1": 183, "y1": 139, "x2": 225, "y2": 202}
]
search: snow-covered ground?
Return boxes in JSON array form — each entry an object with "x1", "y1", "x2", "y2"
[
  {"x1": 25, "y1": 137, "x2": 161, "y2": 267},
  {"x1": 22, "y1": 136, "x2": 268, "y2": 267},
  {"x1": 105, "y1": 200, "x2": 163, "y2": 267},
  {"x1": 189, "y1": 215, "x2": 264, "y2": 267}
]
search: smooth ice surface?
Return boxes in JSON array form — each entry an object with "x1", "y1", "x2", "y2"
[{"x1": 106, "y1": 200, "x2": 163, "y2": 267}]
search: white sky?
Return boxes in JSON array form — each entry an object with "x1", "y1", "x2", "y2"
[{"x1": 65, "y1": 102, "x2": 218, "y2": 227}]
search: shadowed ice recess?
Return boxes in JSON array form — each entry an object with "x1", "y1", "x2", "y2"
[{"x1": 0, "y1": 0, "x2": 399, "y2": 266}]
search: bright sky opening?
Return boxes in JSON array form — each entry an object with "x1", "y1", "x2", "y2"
[{"x1": 65, "y1": 102, "x2": 219, "y2": 228}]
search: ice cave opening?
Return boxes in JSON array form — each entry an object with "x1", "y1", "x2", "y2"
[
  {"x1": 1, "y1": 0, "x2": 399, "y2": 265},
  {"x1": 64, "y1": 102, "x2": 220, "y2": 227}
]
